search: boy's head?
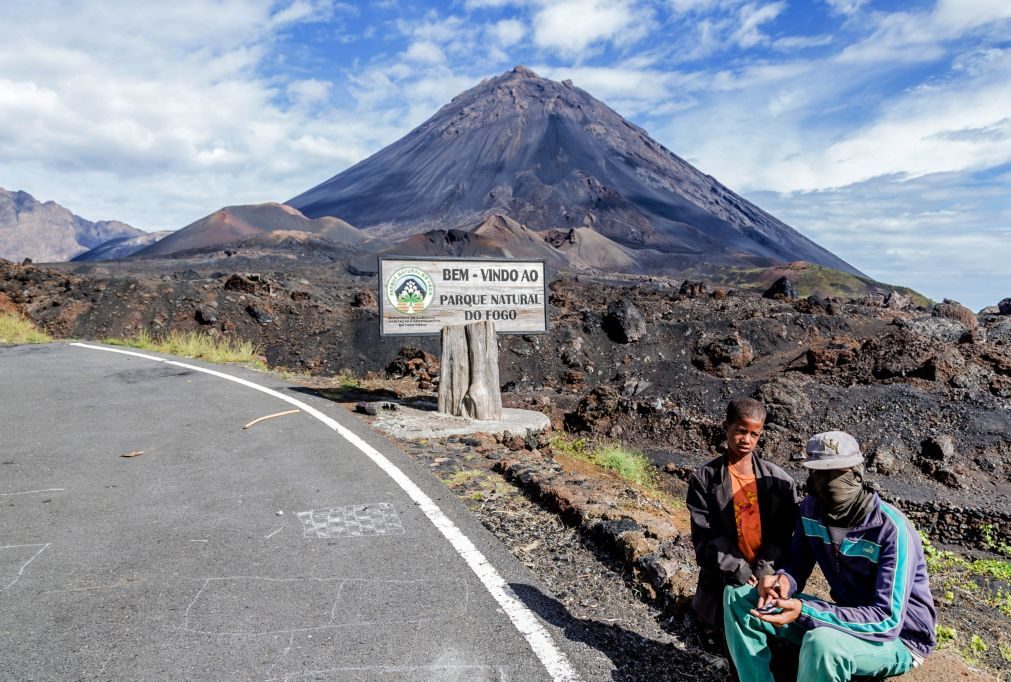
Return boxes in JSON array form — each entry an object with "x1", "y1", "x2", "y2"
[{"x1": 724, "y1": 397, "x2": 767, "y2": 460}]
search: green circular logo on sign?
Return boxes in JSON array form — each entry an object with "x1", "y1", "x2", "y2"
[{"x1": 386, "y1": 267, "x2": 435, "y2": 315}]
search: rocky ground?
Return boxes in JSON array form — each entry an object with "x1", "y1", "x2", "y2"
[
  {"x1": 311, "y1": 379, "x2": 998, "y2": 680},
  {"x1": 3, "y1": 253, "x2": 1010, "y2": 678}
]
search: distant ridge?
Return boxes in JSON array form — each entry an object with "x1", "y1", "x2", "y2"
[
  {"x1": 289, "y1": 66, "x2": 862, "y2": 277},
  {"x1": 0, "y1": 188, "x2": 143, "y2": 263},
  {"x1": 72, "y1": 230, "x2": 173, "y2": 262}
]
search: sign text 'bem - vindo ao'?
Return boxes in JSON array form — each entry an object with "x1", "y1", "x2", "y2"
[{"x1": 379, "y1": 257, "x2": 549, "y2": 336}]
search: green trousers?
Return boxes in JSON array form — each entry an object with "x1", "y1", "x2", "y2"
[{"x1": 723, "y1": 584, "x2": 914, "y2": 682}]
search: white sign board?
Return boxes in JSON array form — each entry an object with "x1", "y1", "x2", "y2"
[{"x1": 379, "y1": 257, "x2": 549, "y2": 336}]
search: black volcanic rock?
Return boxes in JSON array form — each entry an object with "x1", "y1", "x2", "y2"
[
  {"x1": 603, "y1": 300, "x2": 647, "y2": 343},
  {"x1": 763, "y1": 276, "x2": 798, "y2": 300},
  {"x1": 289, "y1": 66, "x2": 861, "y2": 276},
  {"x1": 0, "y1": 188, "x2": 143, "y2": 262}
]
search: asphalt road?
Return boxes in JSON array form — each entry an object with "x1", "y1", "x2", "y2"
[{"x1": 0, "y1": 343, "x2": 593, "y2": 681}]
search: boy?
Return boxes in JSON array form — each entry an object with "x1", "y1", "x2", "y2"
[
  {"x1": 687, "y1": 397, "x2": 799, "y2": 628},
  {"x1": 724, "y1": 431, "x2": 936, "y2": 682}
]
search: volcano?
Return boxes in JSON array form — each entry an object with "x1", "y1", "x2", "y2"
[{"x1": 288, "y1": 66, "x2": 860, "y2": 276}]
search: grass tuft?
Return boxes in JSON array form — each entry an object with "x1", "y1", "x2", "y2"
[
  {"x1": 936, "y1": 624, "x2": 957, "y2": 649},
  {"x1": 0, "y1": 312, "x2": 52, "y2": 344},
  {"x1": 104, "y1": 329, "x2": 265, "y2": 368},
  {"x1": 962, "y1": 634, "x2": 988, "y2": 665},
  {"x1": 444, "y1": 469, "x2": 483, "y2": 487},
  {"x1": 551, "y1": 434, "x2": 676, "y2": 507},
  {"x1": 594, "y1": 443, "x2": 660, "y2": 489}
]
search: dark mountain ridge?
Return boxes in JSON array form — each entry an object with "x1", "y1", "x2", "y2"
[{"x1": 289, "y1": 66, "x2": 861, "y2": 277}]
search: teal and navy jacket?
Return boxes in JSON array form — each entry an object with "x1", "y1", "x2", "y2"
[{"x1": 778, "y1": 494, "x2": 937, "y2": 659}]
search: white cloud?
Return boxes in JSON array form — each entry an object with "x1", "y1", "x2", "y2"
[
  {"x1": 286, "y1": 79, "x2": 332, "y2": 107},
  {"x1": 775, "y1": 48, "x2": 1011, "y2": 192},
  {"x1": 268, "y1": 0, "x2": 335, "y2": 28},
  {"x1": 404, "y1": 40, "x2": 446, "y2": 63},
  {"x1": 531, "y1": 0, "x2": 652, "y2": 58},
  {"x1": 838, "y1": 0, "x2": 1011, "y2": 64},
  {"x1": 823, "y1": 0, "x2": 866, "y2": 16},
  {"x1": 731, "y1": 2, "x2": 786, "y2": 49},
  {"x1": 464, "y1": 0, "x2": 526, "y2": 8},
  {"x1": 668, "y1": 0, "x2": 744, "y2": 13},
  {"x1": 0, "y1": 1, "x2": 395, "y2": 228},
  {"x1": 489, "y1": 19, "x2": 527, "y2": 47},
  {"x1": 751, "y1": 172, "x2": 1011, "y2": 310},
  {"x1": 772, "y1": 34, "x2": 833, "y2": 51}
]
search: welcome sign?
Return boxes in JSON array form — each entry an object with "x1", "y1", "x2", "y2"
[{"x1": 379, "y1": 257, "x2": 549, "y2": 336}]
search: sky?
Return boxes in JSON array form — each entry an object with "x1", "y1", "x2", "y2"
[{"x1": 1, "y1": 0, "x2": 1009, "y2": 310}]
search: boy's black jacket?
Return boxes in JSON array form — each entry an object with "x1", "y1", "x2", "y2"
[{"x1": 686, "y1": 453, "x2": 799, "y2": 626}]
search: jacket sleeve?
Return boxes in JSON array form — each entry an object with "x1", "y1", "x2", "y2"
[
  {"x1": 755, "y1": 476, "x2": 799, "y2": 578},
  {"x1": 687, "y1": 471, "x2": 752, "y2": 584},
  {"x1": 777, "y1": 513, "x2": 816, "y2": 595},
  {"x1": 795, "y1": 510, "x2": 915, "y2": 642}
]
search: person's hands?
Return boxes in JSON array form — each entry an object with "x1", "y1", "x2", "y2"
[
  {"x1": 750, "y1": 598, "x2": 802, "y2": 627},
  {"x1": 747, "y1": 575, "x2": 758, "y2": 587},
  {"x1": 757, "y1": 574, "x2": 788, "y2": 608}
]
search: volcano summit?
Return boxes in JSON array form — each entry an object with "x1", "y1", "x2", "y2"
[{"x1": 289, "y1": 66, "x2": 859, "y2": 277}]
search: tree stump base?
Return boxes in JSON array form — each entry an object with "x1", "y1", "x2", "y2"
[{"x1": 437, "y1": 321, "x2": 502, "y2": 420}]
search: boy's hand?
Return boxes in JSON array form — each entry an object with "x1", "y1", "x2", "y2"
[
  {"x1": 750, "y1": 598, "x2": 802, "y2": 627},
  {"x1": 757, "y1": 574, "x2": 788, "y2": 607}
]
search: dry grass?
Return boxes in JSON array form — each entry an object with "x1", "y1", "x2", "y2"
[
  {"x1": 0, "y1": 313, "x2": 53, "y2": 344},
  {"x1": 104, "y1": 329, "x2": 265, "y2": 368}
]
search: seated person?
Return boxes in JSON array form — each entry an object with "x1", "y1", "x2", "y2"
[
  {"x1": 687, "y1": 397, "x2": 799, "y2": 629},
  {"x1": 724, "y1": 431, "x2": 937, "y2": 682}
]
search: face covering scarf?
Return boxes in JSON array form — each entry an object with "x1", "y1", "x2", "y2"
[{"x1": 807, "y1": 466, "x2": 875, "y2": 529}]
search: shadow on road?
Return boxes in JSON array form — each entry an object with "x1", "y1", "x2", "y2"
[{"x1": 510, "y1": 582, "x2": 720, "y2": 681}]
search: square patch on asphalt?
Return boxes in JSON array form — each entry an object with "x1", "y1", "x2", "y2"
[{"x1": 297, "y1": 503, "x2": 404, "y2": 539}]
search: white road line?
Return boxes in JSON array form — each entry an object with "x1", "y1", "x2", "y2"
[
  {"x1": 69, "y1": 342, "x2": 579, "y2": 682},
  {"x1": 0, "y1": 488, "x2": 66, "y2": 496}
]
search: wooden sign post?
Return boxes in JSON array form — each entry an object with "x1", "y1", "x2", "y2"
[
  {"x1": 438, "y1": 321, "x2": 502, "y2": 419},
  {"x1": 378, "y1": 257, "x2": 548, "y2": 419}
]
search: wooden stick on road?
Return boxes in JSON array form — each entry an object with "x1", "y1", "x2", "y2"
[{"x1": 243, "y1": 409, "x2": 300, "y2": 429}]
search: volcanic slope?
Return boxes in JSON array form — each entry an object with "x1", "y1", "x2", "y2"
[
  {"x1": 289, "y1": 66, "x2": 860, "y2": 276},
  {"x1": 134, "y1": 202, "x2": 364, "y2": 258},
  {"x1": 72, "y1": 230, "x2": 173, "y2": 261},
  {"x1": 0, "y1": 188, "x2": 143, "y2": 263}
]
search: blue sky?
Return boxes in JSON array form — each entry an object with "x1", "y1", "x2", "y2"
[{"x1": 1, "y1": 0, "x2": 1009, "y2": 309}]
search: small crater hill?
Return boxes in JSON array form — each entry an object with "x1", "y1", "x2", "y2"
[
  {"x1": 134, "y1": 202, "x2": 364, "y2": 258},
  {"x1": 289, "y1": 66, "x2": 860, "y2": 277}
]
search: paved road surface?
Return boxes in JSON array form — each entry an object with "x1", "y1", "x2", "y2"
[{"x1": 0, "y1": 343, "x2": 593, "y2": 681}]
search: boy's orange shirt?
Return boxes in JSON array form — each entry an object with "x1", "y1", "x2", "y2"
[{"x1": 728, "y1": 465, "x2": 762, "y2": 564}]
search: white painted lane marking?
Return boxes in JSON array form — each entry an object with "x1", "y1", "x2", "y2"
[
  {"x1": 0, "y1": 488, "x2": 66, "y2": 496},
  {"x1": 69, "y1": 342, "x2": 579, "y2": 681}
]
